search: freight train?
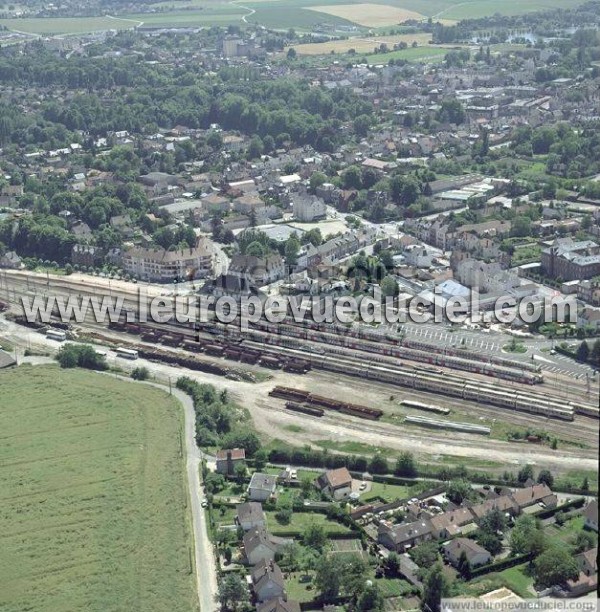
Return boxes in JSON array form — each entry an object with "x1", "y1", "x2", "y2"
[{"x1": 270, "y1": 386, "x2": 383, "y2": 420}]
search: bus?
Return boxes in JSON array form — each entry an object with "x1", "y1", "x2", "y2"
[
  {"x1": 116, "y1": 347, "x2": 138, "y2": 360},
  {"x1": 46, "y1": 329, "x2": 67, "y2": 341}
]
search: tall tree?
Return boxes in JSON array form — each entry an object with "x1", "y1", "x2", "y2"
[
  {"x1": 421, "y1": 562, "x2": 448, "y2": 612},
  {"x1": 534, "y1": 545, "x2": 579, "y2": 588}
]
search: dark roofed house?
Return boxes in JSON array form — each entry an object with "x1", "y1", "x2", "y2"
[
  {"x1": 251, "y1": 560, "x2": 286, "y2": 602},
  {"x1": 584, "y1": 499, "x2": 598, "y2": 532},
  {"x1": 442, "y1": 538, "x2": 492, "y2": 568},
  {"x1": 316, "y1": 467, "x2": 353, "y2": 501},
  {"x1": 243, "y1": 527, "x2": 291, "y2": 565},
  {"x1": 236, "y1": 501, "x2": 266, "y2": 531},
  {"x1": 216, "y1": 448, "x2": 246, "y2": 476},
  {"x1": 378, "y1": 519, "x2": 433, "y2": 553},
  {"x1": 566, "y1": 547, "x2": 598, "y2": 596},
  {"x1": 257, "y1": 597, "x2": 301, "y2": 612}
]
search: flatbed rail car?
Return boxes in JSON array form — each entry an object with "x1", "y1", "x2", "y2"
[
  {"x1": 285, "y1": 402, "x2": 324, "y2": 417},
  {"x1": 116, "y1": 347, "x2": 139, "y2": 360},
  {"x1": 400, "y1": 399, "x2": 450, "y2": 415},
  {"x1": 269, "y1": 386, "x2": 310, "y2": 402}
]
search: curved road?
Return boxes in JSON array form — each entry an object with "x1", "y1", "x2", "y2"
[{"x1": 145, "y1": 381, "x2": 219, "y2": 612}]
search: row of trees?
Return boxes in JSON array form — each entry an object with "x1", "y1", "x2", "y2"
[{"x1": 175, "y1": 377, "x2": 261, "y2": 454}]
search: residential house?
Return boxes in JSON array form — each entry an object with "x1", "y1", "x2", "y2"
[
  {"x1": 122, "y1": 241, "x2": 214, "y2": 283},
  {"x1": 510, "y1": 483, "x2": 556, "y2": 512},
  {"x1": 577, "y1": 307, "x2": 600, "y2": 331},
  {"x1": 71, "y1": 220, "x2": 93, "y2": 239},
  {"x1": 442, "y1": 538, "x2": 492, "y2": 568},
  {"x1": 237, "y1": 502, "x2": 267, "y2": 532},
  {"x1": 578, "y1": 280, "x2": 600, "y2": 306},
  {"x1": 470, "y1": 496, "x2": 519, "y2": 523},
  {"x1": 377, "y1": 519, "x2": 433, "y2": 552},
  {"x1": 202, "y1": 193, "x2": 231, "y2": 215},
  {"x1": 257, "y1": 597, "x2": 301, "y2": 612},
  {"x1": 216, "y1": 448, "x2": 246, "y2": 476},
  {"x1": 584, "y1": 499, "x2": 598, "y2": 532},
  {"x1": 71, "y1": 244, "x2": 104, "y2": 268},
  {"x1": 243, "y1": 527, "x2": 291, "y2": 565},
  {"x1": 228, "y1": 254, "x2": 285, "y2": 286},
  {"x1": 316, "y1": 467, "x2": 353, "y2": 501},
  {"x1": 578, "y1": 547, "x2": 598, "y2": 577},
  {"x1": 566, "y1": 547, "x2": 598, "y2": 596},
  {"x1": 292, "y1": 193, "x2": 326, "y2": 222},
  {"x1": 404, "y1": 244, "x2": 434, "y2": 269},
  {"x1": 429, "y1": 507, "x2": 476, "y2": 539},
  {"x1": 248, "y1": 473, "x2": 278, "y2": 502},
  {"x1": 251, "y1": 560, "x2": 286, "y2": 602}
]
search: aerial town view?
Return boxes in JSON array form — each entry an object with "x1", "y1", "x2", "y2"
[{"x1": 0, "y1": 0, "x2": 599, "y2": 610}]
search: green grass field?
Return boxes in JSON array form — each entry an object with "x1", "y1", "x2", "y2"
[
  {"x1": 265, "y1": 510, "x2": 351, "y2": 535},
  {"x1": 0, "y1": 365, "x2": 196, "y2": 612},
  {"x1": 458, "y1": 562, "x2": 534, "y2": 598},
  {"x1": 366, "y1": 45, "x2": 447, "y2": 64}
]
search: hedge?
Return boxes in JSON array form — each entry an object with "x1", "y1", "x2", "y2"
[
  {"x1": 470, "y1": 552, "x2": 534, "y2": 578},
  {"x1": 535, "y1": 497, "x2": 585, "y2": 519}
]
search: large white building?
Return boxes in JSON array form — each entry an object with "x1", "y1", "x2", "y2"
[
  {"x1": 292, "y1": 194, "x2": 326, "y2": 222},
  {"x1": 122, "y1": 240, "x2": 214, "y2": 282}
]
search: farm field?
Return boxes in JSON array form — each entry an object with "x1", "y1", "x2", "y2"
[
  {"x1": 0, "y1": 0, "x2": 588, "y2": 34},
  {"x1": 125, "y1": 7, "x2": 247, "y2": 28},
  {"x1": 0, "y1": 16, "x2": 138, "y2": 35},
  {"x1": 290, "y1": 31, "x2": 433, "y2": 55},
  {"x1": 306, "y1": 3, "x2": 425, "y2": 28},
  {"x1": 0, "y1": 365, "x2": 196, "y2": 612}
]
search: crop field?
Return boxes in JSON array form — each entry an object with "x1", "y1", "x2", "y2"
[
  {"x1": 290, "y1": 31, "x2": 433, "y2": 55},
  {"x1": 0, "y1": 365, "x2": 196, "y2": 612},
  {"x1": 306, "y1": 4, "x2": 425, "y2": 28},
  {"x1": 0, "y1": 0, "x2": 587, "y2": 34},
  {"x1": 0, "y1": 16, "x2": 139, "y2": 35}
]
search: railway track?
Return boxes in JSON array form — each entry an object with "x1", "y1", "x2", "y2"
[{"x1": 1, "y1": 273, "x2": 597, "y2": 419}]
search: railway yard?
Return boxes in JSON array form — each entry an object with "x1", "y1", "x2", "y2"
[{"x1": 1, "y1": 270, "x2": 598, "y2": 477}]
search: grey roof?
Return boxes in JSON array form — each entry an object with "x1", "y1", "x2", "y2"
[
  {"x1": 443, "y1": 537, "x2": 489, "y2": 561},
  {"x1": 244, "y1": 527, "x2": 277, "y2": 556},
  {"x1": 237, "y1": 501, "x2": 265, "y2": 524},
  {"x1": 251, "y1": 559, "x2": 285, "y2": 591},
  {"x1": 249, "y1": 472, "x2": 277, "y2": 493}
]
